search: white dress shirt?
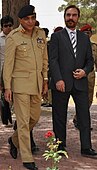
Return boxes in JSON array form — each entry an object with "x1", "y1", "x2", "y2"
[
  {"x1": 65, "y1": 27, "x2": 77, "y2": 42},
  {"x1": 0, "y1": 31, "x2": 6, "y2": 71},
  {"x1": 0, "y1": 31, "x2": 6, "y2": 84}
]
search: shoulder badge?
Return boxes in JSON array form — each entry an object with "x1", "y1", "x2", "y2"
[{"x1": 37, "y1": 37, "x2": 45, "y2": 44}]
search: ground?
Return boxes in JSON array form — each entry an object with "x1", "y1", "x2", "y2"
[{"x1": 0, "y1": 78, "x2": 97, "y2": 170}]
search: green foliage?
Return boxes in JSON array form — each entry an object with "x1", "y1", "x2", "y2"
[
  {"x1": 46, "y1": 167, "x2": 59, "y2": 170},
  {"x1": 58, "y1": 0, "x2": 97, "y2": 32},
  {"x1": 43, "y1": 131, "x2": 68, "y2": 170}
]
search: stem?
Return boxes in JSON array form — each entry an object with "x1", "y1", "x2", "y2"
[{"x1": 51, "y1": 158, "x2": 54, "y2": 168}]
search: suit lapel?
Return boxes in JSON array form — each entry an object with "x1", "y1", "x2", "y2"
[{"x1": 62, "y1": 28, "x2": 75, "y2": 57}]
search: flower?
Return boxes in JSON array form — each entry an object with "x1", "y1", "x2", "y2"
[
  {"x1": 45, "y1": 131, "x2": 54, "y2": 138},
  {"x1": 43, "y1": 131, "x2": 68, "y2": 170}
]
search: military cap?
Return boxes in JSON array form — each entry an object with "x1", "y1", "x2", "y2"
[
  {"x1": 18, "y1": 5, "x2": 36, "y2": 19},
  {"x1": 80, "y1": 24, "x2": 92, "y2": 32}
]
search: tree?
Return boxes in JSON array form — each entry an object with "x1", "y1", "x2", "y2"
[
  {"x1": 58, "y1": 0, "x2": 97, "y2": 32},
  {"x1": 2, "y1": 0, "x2": 30, "y2": 28}
]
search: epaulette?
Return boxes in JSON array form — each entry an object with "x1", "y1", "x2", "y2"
[
  {"x1": 38, "y1": 27, "x2": 43, "y2": 31},
  {"x1": 12, "y1": 28, "x2": 19, "y2": 34},
  {"x1": 35, "y1": 26, "x2": 44, "y2": 32},
  {"x1": 7, "y1": 28, "x2": 26, "y2": 39},
  {"x1": 91, "y1": 41, "x2": 97, "y2": 45},
  {"x1": 7, "y1": 28, "x2": 19, "y2": 37}
]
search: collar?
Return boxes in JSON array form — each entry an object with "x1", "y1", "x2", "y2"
[
  {"x1": 0, "y1": 31, "x2": 6, "y2": 37},
  {"x1": 65, "y1": 27, "x2": 76, "y2": 34}
]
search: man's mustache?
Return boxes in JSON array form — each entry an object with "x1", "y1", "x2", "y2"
[{"x1": 66, "y1": 20, "x2": 75, "y2": 23}]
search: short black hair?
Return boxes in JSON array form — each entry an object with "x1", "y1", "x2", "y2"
[
  {"x1": 64, "y1": 5, "x2": 80, "y2": 17},
  {"x1": 54, "y1": 26, "x2": 63, "y2": 32},
  {"x1": 42, "y1": 28, "x2": 49, "y2": 37},
  {"x1": 1, "y1": 15, "x2": 14, "y2": 28},
  {"x1": 35, "y1": 20, "x2": 40, "y2": 26}
]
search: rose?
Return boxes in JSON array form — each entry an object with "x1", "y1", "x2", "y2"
[
  {"x1": 45, "y1": 131, "x2": 54, "y2": 138},
  {"x1": 43, "y1": 131, "x2": 68, "y2": 170}
]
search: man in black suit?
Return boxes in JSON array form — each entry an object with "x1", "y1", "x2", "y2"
[{"x1": 49, "y1": 5, "x2": 97, "y2": 157}]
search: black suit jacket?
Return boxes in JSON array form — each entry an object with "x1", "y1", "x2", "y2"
[{"x1": 49, "y1": 28, "x2": 94, "y2": 92}]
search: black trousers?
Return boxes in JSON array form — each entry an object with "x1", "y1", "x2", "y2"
[
  {"x1": 1, "y1": 92, "x2": 12, "y2": 125},
  {"x1": 52, "y1": 86, "x2": 92, "y2": 150}
]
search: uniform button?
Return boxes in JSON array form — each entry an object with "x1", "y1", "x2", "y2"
[{"x1": 23, "y1": 47, "x2": 27, "y2": 51}]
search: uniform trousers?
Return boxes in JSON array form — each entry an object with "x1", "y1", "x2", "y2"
[
  {"x1": 12, "y1": 93, "x2": 41, "y2": 162},
  {"x1": 52, "y1": 86, "x2": 92, "y2": 150},
  {"x1": 88, "y1": 70, "x2": 95, "y2": 106}
]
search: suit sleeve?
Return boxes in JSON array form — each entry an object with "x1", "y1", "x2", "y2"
[
  {"x1": 49, "y1": 33, "x2": 62, "y2": 84},
  {"x1": 83, "y1": 37, "x2": 94, "y2": 75}
]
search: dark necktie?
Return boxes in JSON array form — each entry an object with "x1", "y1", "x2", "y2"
[{"x1": 70, "y1": 32, "x2": 76, "y2": 57}]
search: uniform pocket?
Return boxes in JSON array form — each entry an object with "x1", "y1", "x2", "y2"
[
  {"x1": 16, "y1": 44, "x2": 31, "y2": 57},
  {"x1": 12, "y1": 72, "x2": 29, "y2": 77},
  {"x1": 37, "y1": 37, "x2": 45, "y2": 50},
  {"x1": 37, "y1": 43, "x2": 45, "y2": 50}
]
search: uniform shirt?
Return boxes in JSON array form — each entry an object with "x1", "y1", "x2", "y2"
[
  {"x1": 91, "y1": 42, "x2": 97, "y2": 70},
  {"x1": 90, "y1": 34, "x2": 97, "y2": 70},
  {"x1": 3, "y1": 25, "x2": 48, "y2": 94},
  {"x1": 0, "y1": 31, "x2": 6, "y2": 75}
]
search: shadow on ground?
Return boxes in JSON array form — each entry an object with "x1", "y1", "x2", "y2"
[{"x1": 0, "y1": 105, "x2": 97, "y2": 170}]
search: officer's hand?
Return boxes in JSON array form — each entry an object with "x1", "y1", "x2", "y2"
[
  {"x1": 42, "y1": 81, "x2": 48, "y2": 98},
  {"x1": 4, "y1": 89, "x2": 12, "y2": 103},
  {"x1": 56, "y1": 80, "x2": 65, "y2": 92}
]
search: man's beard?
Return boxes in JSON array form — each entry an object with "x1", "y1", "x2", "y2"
[{"x1": 65, "y1": 19, "x2": 76, "y2": 28}]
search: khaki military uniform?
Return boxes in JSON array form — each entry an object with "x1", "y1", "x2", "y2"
[
  {"x1": 91, "y1": 34, "x2": 97, "y2": 70},
  {"x1": 88, "y1": 36, "x2": 97, "y2": 106},
  {"x1": 3, "y1": 25, "x2": 48, "y2": 162}
]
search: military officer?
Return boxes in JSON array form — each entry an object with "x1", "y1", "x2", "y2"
[
  {"x1": 91, "y1": 33, "x2": 97, "y2": 100},
  {"x1": 73, "y1": 24, "x2": 97, "y2": 129},
  {"x1": 80, "y1": 24, "x2": 97, "y2": 106},
  {"x1": 91, "y1": 33, "x2": 97, "y2": 71},
  {"x1": 3, "y1": 5, "x2": 48, "y2": 170}
]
